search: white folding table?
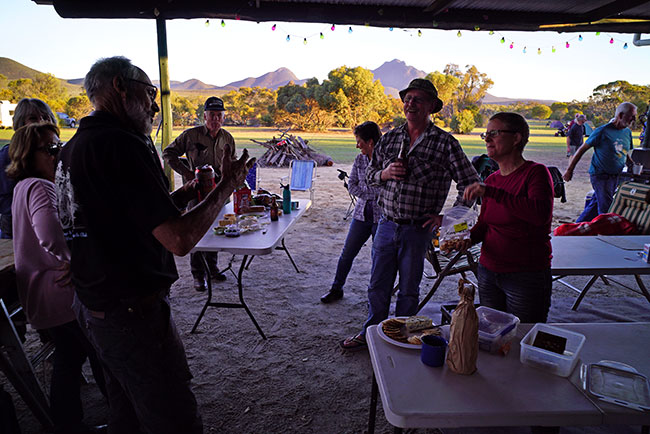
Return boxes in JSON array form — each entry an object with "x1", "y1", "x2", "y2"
[
  {"x1": 190, "y1": 199, "x2": 311, "y2": 338},
  {"x1": 366, "y1": 322, "x2": 650, "y2": 433},
  {"x1": 551, "y1": 235, "x2": 650, "y2": 309}
]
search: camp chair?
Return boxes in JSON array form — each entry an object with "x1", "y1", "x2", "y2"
[
  {"x1": 0, "y1": 299, "x2": 54, "y2": 430},
  {"x1": 281, "y1": 159, "x2": 316, "y2": 204},
  {"x1": 608, "y1": 181, "x2": 650, "y2": 234},
  {"x1": 416, "y1": 243, "x2": 481, "y2": 313},
  {"x1": 246, "y1": 162, "x2": 258, "y2": 191},
  {"x1": 547, "y1": 166, "x2": 567, "y2": 203}
]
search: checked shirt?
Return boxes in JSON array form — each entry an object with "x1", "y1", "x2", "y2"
[{"x1": 366, "y1": 122, "x2": 478, "y2": 220}]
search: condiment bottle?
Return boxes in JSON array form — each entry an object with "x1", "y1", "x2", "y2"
[
  {"x1": 281, "y1": 183, "x2": 291, "y2": 215},
  {"x1": 396, "y1": 138, "x2": 410, "y2": 179},
  {"x1": 233, "y1": 183, "x2": 251, "y2": 214},
  {"x1": 270, "y1": 197, "x2": 279, "y2": 221},
  {"x1": 195, "y1": 164, "x2": 216, "y2": 201}
]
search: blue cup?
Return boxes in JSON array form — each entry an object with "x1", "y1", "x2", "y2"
[{"x1": 421, "y1": 335, "x2": 447, "y2": 367}]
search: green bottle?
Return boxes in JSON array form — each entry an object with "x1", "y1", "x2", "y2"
[{"x1": 281, "y1": 183, "x2": 291, "y2": 214}]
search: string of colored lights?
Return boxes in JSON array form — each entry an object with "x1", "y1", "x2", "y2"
[{"x1": 203, "y1": 19, "x2": 630, "y2": 51}]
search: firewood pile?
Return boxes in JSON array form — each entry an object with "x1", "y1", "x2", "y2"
[{"x1": 250, "y1": 130, "x2": 333, "y2": 167}]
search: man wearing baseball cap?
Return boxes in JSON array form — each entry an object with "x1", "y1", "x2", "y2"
[
  {"x1": 163, "y1": 96, "x2": 235, "y2": 291},
  {"x1": 341, "y1": 78, "x2": 479, "y2": 350}
]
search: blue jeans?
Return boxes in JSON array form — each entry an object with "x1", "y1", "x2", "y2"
[
  {"x1": 477, "y1": 264, "x2": 552, "y2": 323},
  {"x1": 576, "y1": 173, "x2": 619, "y2": 223},
  {"x1": 73, "y1": 294, "x2": 202, "y2": 434},
  {"x1": 362, "y1": 217, "x2": 431, "y2": 333},
  {"x1": 331, "y1": 218, "x2": 377, "y2": 291}
]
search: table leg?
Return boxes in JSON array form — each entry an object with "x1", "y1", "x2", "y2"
[
  {"x1": 571, "y1": 275, "x2": 599, "y2": 310},
  {"x1": 190, "y1": 253, "x2": 215, "y2": 334},
  {"x1": 236, "y1": 256, "x2": 267, "y2": 340},
  {"x1": 368, "y1": 373, "x2": 378, "y2": 434},
  {"x1": 277, "y1": 238, "x2": 300, "y2": 273},
  {"x1": 634, "y1": 275, "x2": 650, "y2": 304},
  {"x1": 191, "y1": 254, "x2": 267, "y2": 339}
]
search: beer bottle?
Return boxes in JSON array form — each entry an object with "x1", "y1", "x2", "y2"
[
  {"x1": 270, "y1": 197, "x2": 279, "y2": 221},
  {"x1": 396, "y1": 138, "x2": 410, "y2": 179}
]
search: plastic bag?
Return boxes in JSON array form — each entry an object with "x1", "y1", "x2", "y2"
[
  {"x1": 439, "y1": 206, "x2": 478, "y2": 252},
  {"x1": 446, "y1": 278, "x2": 478, "y2": 375}
]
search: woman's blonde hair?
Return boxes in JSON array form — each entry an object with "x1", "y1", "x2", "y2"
[{"x1": 7, "y1": 122, "x2": 60, "y2": 181}]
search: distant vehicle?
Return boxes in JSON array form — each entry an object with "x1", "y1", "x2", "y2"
[
  {"x1": 57, "y1": 112, "x2": 76, "y2": 128},
  {"x1": 0, "y1": 100, "x2": 17, "y2": 128}
]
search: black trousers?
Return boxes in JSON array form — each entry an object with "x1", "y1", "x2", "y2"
[{"x1": 46, "y1": 320, "x2": 107, "y2": 433}]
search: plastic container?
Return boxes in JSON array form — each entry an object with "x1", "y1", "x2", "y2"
[
  {"x1": 520, "y1": 323, "x2": 586, "y2": 377},
  {"x1": 476, "y1": 306, "x2": 520, "y2": 354}
]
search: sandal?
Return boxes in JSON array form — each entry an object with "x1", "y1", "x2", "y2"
[{"x1": 339, "y1": 332, "x2": 367, "y2": 351}]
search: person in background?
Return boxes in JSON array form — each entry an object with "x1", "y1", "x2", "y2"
[
  {"x1": 463, "y1": 113, "x2": 554, "y2": 323},
  {"x1": 340, "y1": 79, "x2": 479, "y2": 350},
  {"x1": 162, "y1": 96, "x2": 235, "y2": 291},
  {"x1": 9, "y1": 122, "x2": 107, "y2": 434},
  {"x1": 56, "y1": 56, "x2": 254, "y2": 434},
  {"x1": 564, "y1": 102, "x2": 637, "y2": 223},
  {"x1": 566, "y1": 114, "x2": 587, "y2": 157},
  {"x1": 0, "y1": 98, "x2": 57, "y2": 239},
  {"x1": 320, "y1": 121, "x2": 382, "y2": 303}
]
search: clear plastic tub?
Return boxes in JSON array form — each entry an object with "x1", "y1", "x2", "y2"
[
  {"x1": 476, "y1": 306, "x2": 520, "y2": 354},
  {"x1": 520, "y1": 323, "x2": 586, "y2": 377}
]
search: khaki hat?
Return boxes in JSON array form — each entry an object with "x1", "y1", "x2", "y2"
[{"x1": 399, "y1": 79, "x2": 443, "y2": 114}]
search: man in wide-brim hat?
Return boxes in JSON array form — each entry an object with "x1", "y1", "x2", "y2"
[{"x1": 340, "y1": 78, "x2": 479, "y2": 351}]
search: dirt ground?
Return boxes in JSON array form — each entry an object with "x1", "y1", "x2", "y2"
[{"x1": 7, "y1": 148, "x2": 650, "y2": 434}]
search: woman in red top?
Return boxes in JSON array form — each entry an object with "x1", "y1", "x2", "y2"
[{"x1": 463, "y1": 112, "x2": 554, "y2": 323}]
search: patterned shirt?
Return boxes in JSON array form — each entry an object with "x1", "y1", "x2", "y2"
[
  {"x1": 366, "y1": 122, "x2": 479, "y2": 220},
  {"x1": 348, "y1": 153, "x2": 381, "y2": 223}
]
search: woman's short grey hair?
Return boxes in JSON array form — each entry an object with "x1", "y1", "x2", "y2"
[
  {"x1": 84, "y1": 56, "x2": 140, "y2": 103},
  {"x1": 12, "y1": 98, "x2": 56, "y2": 130},
  {"x1": 489, "y1": 112, "x2": 530, "y2": 151}
]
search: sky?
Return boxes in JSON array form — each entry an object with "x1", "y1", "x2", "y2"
[{"x1": 3, "y1": 0, "x2": 650, "y2": 102}]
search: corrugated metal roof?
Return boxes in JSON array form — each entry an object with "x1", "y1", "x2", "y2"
[{"x1": 36, "y1": 0, "x2": 650, "y2": 33}]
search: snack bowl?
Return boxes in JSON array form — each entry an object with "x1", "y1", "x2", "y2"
[{"x1": 224, "y1": 226, "x2": 241, "y2": 237}]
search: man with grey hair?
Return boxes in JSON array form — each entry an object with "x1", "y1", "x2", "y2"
[
  {"x1": 163, "y1": 96, "x2": 235, "y2": 291},
  {"x1": 56, "y1": 56, "x2": 255, "y2": 433},
  {"x1": 566, "y1": 113, "x2": 587, "y2": 157},
  {"x1": 564, "y1": 102, "x2": 637, "y2": 222}
]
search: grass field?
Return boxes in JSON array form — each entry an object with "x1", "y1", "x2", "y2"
[{"x1": 0, "y1": 120, "x2": 638, "y2": 163}]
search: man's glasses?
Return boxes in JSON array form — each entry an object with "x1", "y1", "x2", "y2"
[
  {"x1": 127, "y1": 78, "x2": 158, "y2": 100},
  {"x1": 480, "y1": 130, "x2": 517, "y2": 140}
]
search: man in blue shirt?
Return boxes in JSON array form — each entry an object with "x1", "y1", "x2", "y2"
[{"x1": 563, "y1": 102, "x2": 637, "y2": 222}]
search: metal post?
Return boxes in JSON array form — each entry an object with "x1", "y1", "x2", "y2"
[{"x1": 156, "y1": 17, "x2": 174, "y2": 190}]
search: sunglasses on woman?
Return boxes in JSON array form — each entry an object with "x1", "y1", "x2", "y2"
[{"x1": 37, "y1": 142, "x2": 63, "y2": 156}]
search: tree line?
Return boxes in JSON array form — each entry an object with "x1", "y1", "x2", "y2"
[{"x1": 1, "y1": 69, "x2": 647, "y2": 133}]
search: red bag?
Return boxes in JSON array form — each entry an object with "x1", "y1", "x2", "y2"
[{"x1": 553, "y1": 213, "x2": 637, "y2": 236}]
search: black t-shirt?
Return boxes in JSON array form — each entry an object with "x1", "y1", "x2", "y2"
[
  {"x1": 568, "y1": 123, "x2": 585, "y2": 148},
  {"x1": 56, "y1": 111, "x2": 180, "y2": 310}
]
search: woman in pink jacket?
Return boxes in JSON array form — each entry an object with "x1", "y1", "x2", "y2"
[{"x1": 9, "y1": 122, "x2": 106, "y2": 434}]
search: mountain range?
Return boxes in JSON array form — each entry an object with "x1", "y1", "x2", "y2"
[{"x1": 0, "y1": 57, "x2": 555, "y2": 105}]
